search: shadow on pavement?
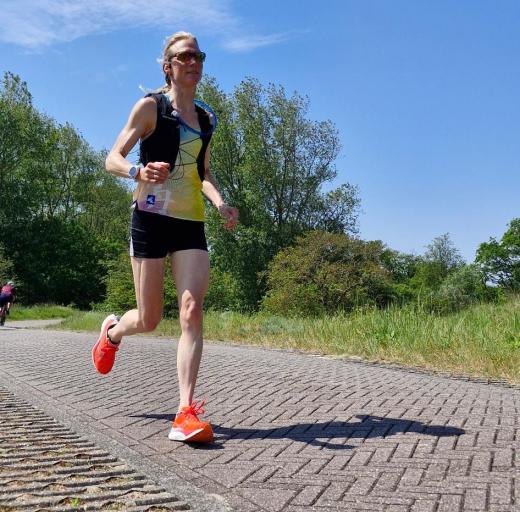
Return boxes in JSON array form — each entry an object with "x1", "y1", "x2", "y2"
[{"x1": 132, "y1": 413, "x2": 464, "y2": 451}]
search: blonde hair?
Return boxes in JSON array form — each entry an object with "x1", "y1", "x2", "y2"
[{"x1": 158, "y1": 31, "x2": 199, "y2": 92}]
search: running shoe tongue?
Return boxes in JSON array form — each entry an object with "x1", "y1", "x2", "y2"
[{"x1": 178, "y1": 400, "x2": 207, "y2": 421}]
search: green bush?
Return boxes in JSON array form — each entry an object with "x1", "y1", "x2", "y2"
[
  {"x1": 262, "y1": 231, "x2": 393, "y2": 317},
  {"x1": 205, "y1": 267, "x2": 243, "y2": 311},
  {"x1": 426, "y1": 264, "x2": 499, "y2": 314}
]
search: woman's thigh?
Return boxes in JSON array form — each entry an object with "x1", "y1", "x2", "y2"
[{"x1": 170, "y1": 250, "x2": 209, "y2": 308}]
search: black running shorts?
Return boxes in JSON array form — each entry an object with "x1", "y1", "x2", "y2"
[{"x1": 130, "y1": 207, "x2": 208, "y2": 259}]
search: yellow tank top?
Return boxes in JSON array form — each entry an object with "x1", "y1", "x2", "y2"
[{"x1": 133, "y1": 124, "x2": 205, "y2": 221}]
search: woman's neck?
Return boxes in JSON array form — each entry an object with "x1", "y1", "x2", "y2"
[{"x1": 166, "y1": 85, "x2": 196, "y2": 113}]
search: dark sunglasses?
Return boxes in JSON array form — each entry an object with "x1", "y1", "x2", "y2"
[{"x1": 172, "y1": 51, "x2": 206, "y2": 63}]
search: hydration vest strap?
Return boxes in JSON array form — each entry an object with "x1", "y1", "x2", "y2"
[{"x1": 140, "y1": 93, "x2": 213, "y2": 181}]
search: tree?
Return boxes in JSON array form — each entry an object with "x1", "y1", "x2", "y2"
[
  {"x1": 262, "y1": 231, "x2": 393, "y2": 316},
  {"x1": 380, "y1": 249, "x2": 421, "y2": 304},
  {"x1": 0, "y1": 72, "x2": 131, "y2": 306},
  {"x1": 198, "y1": 77, "x2": 360, "y2": 309},
  {"x1": 410, "y1": 233, "x2": 464, "y2": 292},
  {"x1": 0, "y1": 72, "x2": 35, "y2": 227},
  {"x1": 0, "y1": 243, "x2": 17, "y2": 286},
  {"x1": 424, "y1": 233, "x2": 464, "y2": 271},
  {"x1": 476, "y1": 218, "x2": 520, "y2": 291},
  {"x1": 6, "y1": 218, "x2": 119, "y2": 307}
]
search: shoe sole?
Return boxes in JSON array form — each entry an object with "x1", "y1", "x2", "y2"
[
  {"x1": 92, "y1": 314, "x2": 117, "y2": 374},
  {"x1": 168, "y1": 426, "x2": 213, "y2": 443}
]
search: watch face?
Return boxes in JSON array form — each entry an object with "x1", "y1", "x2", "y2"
[{"x1": 129, "y1": 167, "x2": 137, "y2": 178}]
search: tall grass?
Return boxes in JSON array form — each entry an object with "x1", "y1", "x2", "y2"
[
  {"x1": 56, "y1": 296, "x2": 520, "y2": 383},
  {"x1": 8, "y1": 304, "x2": 76, "y2": 321}
]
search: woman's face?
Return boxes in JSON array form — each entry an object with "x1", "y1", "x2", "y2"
[{"x1": 166, "y1": 38, "x2": 204, "y2": 87}]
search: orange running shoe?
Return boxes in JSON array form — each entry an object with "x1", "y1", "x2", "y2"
[
  {"x1": 92, "y1": 314, "x2": 120, "y2": 375},
  {"x1": 168, "y1": 400, "x2": 214, "y2": 443}
]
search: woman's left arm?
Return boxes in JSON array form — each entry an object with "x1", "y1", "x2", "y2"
[{"x1": 201, "y1": 144, "x2": 239, "y2": 230}]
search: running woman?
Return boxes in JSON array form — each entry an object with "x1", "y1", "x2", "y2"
[{"x1": 92, "y1": 32, "x2": 239, "y2": 443}]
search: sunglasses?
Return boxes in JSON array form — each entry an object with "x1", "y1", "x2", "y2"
[{"x1": 172, "y1": 51, "x2": 206, "y2": 63}]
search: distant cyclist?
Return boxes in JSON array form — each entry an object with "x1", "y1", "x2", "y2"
[{"x1": 0, "y1": 281, "x2": 17, "y2": 323}]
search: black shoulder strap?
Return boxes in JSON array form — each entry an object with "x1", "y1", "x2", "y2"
[
  {"x1": 195, "y1": 105, "x2": 213, "y2": 182},
  {"x1": 195, "y1": 104, "x2": 212, "y2": 134},
  {"x1": 145, "y1": 92, "x2": 174, "y2": 117}
]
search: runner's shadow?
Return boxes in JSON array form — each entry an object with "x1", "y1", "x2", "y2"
[{"x1": 132, "y1": 413, "x2": 464, "y2": 451}]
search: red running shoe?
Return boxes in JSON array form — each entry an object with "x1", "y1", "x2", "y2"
[
  {"x1": 168, "y1": 400, "x2": 214, "y2": 443},
  {"x1": 92, "y1": 314, "x2": 120, "y2": 375}
]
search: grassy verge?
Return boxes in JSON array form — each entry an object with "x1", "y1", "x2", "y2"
[
  {"x1": 55, "y1": 296, "x2": 520, "y2": 384},
  {"x1": 8, "y1": 304, "x2": 76, "y2": 321}
]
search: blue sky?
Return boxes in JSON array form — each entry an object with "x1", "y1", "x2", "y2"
[{"x1": 1, "y1": 0, "x2": 519, "y2": 261}]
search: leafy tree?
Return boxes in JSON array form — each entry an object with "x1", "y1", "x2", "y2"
[
  {"x1": 424, "y1": 233, "x2": 464, "y2": 271},
  {"x1": 380, "y1": 249, "x2": 421, "y2": 304},
  {"x1": 410, "y1": 233, "x2": 464, "y2": 292},
  {"x1": 5, "y1": 218, "x2": 119, "y2": 307},
  {"x1": 198, "y1": 77, "x2": 360, "y2": 309},
  {"x1": 476, "y1": 218, "x2": 520, "y2": 291},
  {"x1": 262, "y1": 231, "x2": 392, "y2": 316},
  {"x1": 0, "y1": 73, "x2": 35, "y2": 227},
  {"x1": 0, "y1": 72, "x2": 131, "y2": 306},
  {"x1": 410, "y1": 260, "x2": 448, "y2": 291},
  {"x1": 0, "y1": 243, "x2": 17, "y2": 286}
]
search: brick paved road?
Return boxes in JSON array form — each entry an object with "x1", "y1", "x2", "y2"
[{"x1": 0, "y1": 325, "x2": 519, "y2": 511}]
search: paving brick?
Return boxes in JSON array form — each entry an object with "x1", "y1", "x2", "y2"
[
  {"x1": 238, "y1": 487, "x2": 297, "y2": 512},
  {"x1": 289, "y1": 485, "x2": 327, "y2": 506},
  {"x1": 463, "y1": 487, "x2": 488, "y2": 511},
  {"x1": 385, "y1": 506, "x2": 410, "y2": 512},
  {"x1": 346, "y1": 476, "x2": 378, "y2": 496},
  {"x1": 489, "y1": 482, "x2": 512, "y2": 505},
  {"x1": 437, "y1": 494, "x2": 463, "y2": 512}
]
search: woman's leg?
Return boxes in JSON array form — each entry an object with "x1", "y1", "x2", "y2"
[
  {"x1": 108, "y1": 257, "x2": 166, "y2": 342},
  {"x1": 171, "y1": 249, "x2": 209, "y2": 409}
]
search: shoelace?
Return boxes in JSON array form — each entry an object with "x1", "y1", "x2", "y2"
[{"x1": 181, "y1": 399, "x2": 207, "y2": 420}]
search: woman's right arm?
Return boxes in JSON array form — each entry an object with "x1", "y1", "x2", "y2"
[{"x1": 105, "y1": 97, "x2": 169, "y2": 183}]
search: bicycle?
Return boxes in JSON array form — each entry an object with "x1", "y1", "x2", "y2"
[{"x1": 0, "y1": 304, "x2": 8, "y2": 326}]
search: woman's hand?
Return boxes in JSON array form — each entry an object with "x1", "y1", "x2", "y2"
[
  {"x1": 139, "y1": 162, "x2": 170, "y2": 184},
  {"x1": 217, "y1": 203, "x2": 239, "y2": 230}
]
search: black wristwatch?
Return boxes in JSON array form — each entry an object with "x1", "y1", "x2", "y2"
[{"x1": 128, "y1": 166, "x2": 140, "y2": 180}]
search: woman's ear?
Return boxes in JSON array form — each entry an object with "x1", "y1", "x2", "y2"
[{"x1": 163, "y1": 61, "x2": 172, "y2": 80}]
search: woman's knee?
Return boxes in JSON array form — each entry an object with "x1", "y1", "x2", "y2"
[
  {"x1": 179, "y1": 297, "x2": 203, "y2": 328},
  {"x1": 139, "y1": 313, "x2": 162, "y2": 332}
]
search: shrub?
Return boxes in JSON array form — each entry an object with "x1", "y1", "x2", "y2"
[
  {"x1": 205, "y1": 268, "x2": 243, "y2": 311},
  {"x1": 262, "y1": 231, "x2": 393, "y2": 317},
  {"x1": 428, "y1": 264, "x2": 499, "y2": 314}
]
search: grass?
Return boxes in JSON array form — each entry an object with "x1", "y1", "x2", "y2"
[
  {"x1": 54, "y1": 295, "x2": 520, "y2": 384},
  {"x1": 8, "y1": 304, "x2": 76, "y2": 321}
]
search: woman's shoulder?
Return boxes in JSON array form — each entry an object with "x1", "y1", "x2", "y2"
[
  {"x1": 136, "y1": 95, "x2": 159, "y2": 110},
  {"x1": 129, "y1": 96, "x2": 158, "y2": 120}
]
